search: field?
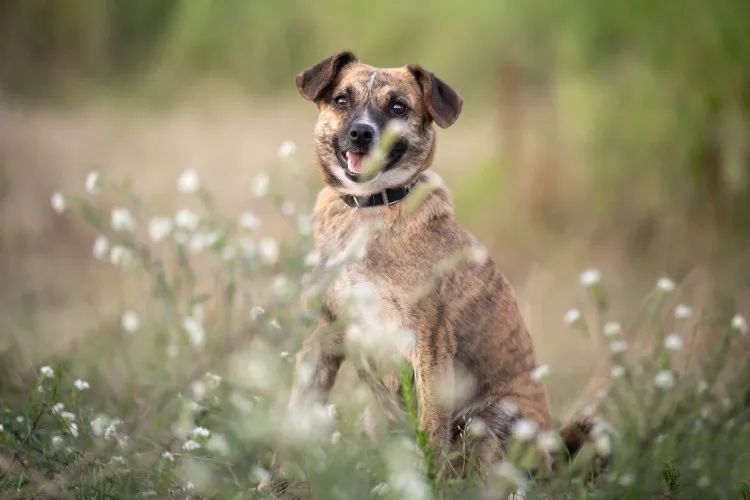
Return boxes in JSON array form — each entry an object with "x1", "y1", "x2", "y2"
[{"x1": 2, "y1": 1, "x2": 750, "y2": 498}]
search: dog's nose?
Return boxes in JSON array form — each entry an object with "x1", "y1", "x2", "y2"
[{"x1": 348, "y1": 123, "x2": 375, "y2": 147}]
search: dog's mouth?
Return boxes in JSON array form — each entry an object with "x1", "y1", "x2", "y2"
[{"x1": 334, "y1": 139, "x2": 408, "y2": 182}]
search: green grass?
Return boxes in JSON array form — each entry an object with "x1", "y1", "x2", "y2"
[{"x1": 1, "y1": 152, "x2": 749, "y2": 500}]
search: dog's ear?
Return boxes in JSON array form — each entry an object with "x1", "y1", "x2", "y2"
[
  {"x1": 295, "y1": 51, "x2": 359, "y2": 102},
  {"x1": 407, "y1": 65, "x2": 463, "y2": 128}
]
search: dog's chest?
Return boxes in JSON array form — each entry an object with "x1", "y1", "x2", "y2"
[{"x1": 334, "y1": 264, "x2": 415, "y2": 362}]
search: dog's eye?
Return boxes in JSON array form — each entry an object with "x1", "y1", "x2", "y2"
[
  {"x1": 334, "y1": 95, "x2": 349, "y2": 109},
  {"x1": 390, "y1": 103, "x2": 408, "y2": 116}
]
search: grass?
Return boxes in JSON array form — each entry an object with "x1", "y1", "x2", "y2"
[{"x1": 1, "y1": 145, "x2": 749, "y2": 499}]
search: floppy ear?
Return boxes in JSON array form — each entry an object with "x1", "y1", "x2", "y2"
[
  {"x1": 407, "y1": 64, "x2": 463, "y2": 128},
  {"x1": 295, "y1": 51, "x2": 359, "y2": 102}
]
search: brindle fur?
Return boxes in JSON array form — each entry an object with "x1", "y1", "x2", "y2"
[{"x1": 285, "y1": 51, "x2": 612, "y2": 481}]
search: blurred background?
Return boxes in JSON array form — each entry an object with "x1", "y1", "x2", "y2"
[{"x1": 1, "y1": 0, "x2": 749, "y2": 408}]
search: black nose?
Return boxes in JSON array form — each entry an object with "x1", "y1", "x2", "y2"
[{"x1": 348, "y1": 123, "x2": 375, "y2": 147}]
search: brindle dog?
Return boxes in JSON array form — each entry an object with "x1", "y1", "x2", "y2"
[{"x1": 272, "y1": 51, "x2": 613, "y2": 489}]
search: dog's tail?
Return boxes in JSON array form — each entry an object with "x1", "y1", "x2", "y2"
[{"x1": 554, "y1": 416, "x2": 616, "y2": 476}]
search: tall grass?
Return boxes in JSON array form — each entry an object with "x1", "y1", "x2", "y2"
[{"x1": 1, "y1": 144, "x2": 748, "y2": 499}]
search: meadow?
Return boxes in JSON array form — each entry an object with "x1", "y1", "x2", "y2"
[{"x1": 2, "y1": 1, "x2": 750, "y2": 498}]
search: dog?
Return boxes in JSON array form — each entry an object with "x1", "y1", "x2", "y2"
[{"x1": 278, "y1": 51, "x2": 612, "y2": 487}]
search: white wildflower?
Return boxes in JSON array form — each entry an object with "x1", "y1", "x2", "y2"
[
  {"x1": 603, "y1": 321, "x2": 622, "y2": 337},
  {"x1": 280, "y1": 351, "x2": 289, "y2": 358},
  {"x1": 697, "y1": 475, "x2": 710, "y2": 488},
  {"x1": 92, "y1": 235, "x2": 109, "y2": 260},
  {"x1": 331, "y1": 431, "x2": 341, "y2": 445},
  {"x1": 251, "y1": 466, "x2": 271, "y2": 485},
  {"x1": 239, "y1": 212, "x2": 261, "y2": 231},
  {"x1": 252, "y1": 172, "x2": 270, "y2": 197},
  {"x1": 162, "y1": 451, "x2": 174, "y2": 462},
  {"x1": 664, "y1": 333, "x2": 684, "y2": 351},
  {"x1": 148, "y1": 216, "x2": 173, "y2": 243},
  {"x1": 183, "y1": 317, "x2": 206, "y2": 348},
  {"x1": 493, "y1": 462, "x2": 529, "y2": 491},
  {"x1": 74, "y1": 379, "x2": 90, "y2": 391},
  {"x1": 205, "y1": 372, "x2": 222, "y2": 389},
  {"x1": 109, "y1": 245, "x2": 133, "y2": 268},
  {"x1": 657, "y1": 277, "x2": 675, "y2": 293},
  {"x1": 192, "y1": 426, "x2": 211, "y2": 439},
  {"x1": 111, "y1": 207, "x2": 136, "y2": 232},
  {"x1": 250, "y1": 306, "x2": 265, "y2": 320},
  {"x1": 111, "y1": 455, "x2": 126, "y2": 464},
  {"x1": 281, "y1": 201, "x2": 295, "y2": 216},
  {"x1": 51, "y1": 192, "x2": 66, "y2": 214},
  {"x1": 594, "y1": 434, "x2": 612, "y2": 457},
  {"x1": 90, "y1": 414, "x2": 109, "y2": 437},
  {"x1": 189, "y1": 230, "x2": 221, "y2": 253},
  {"x1": 51, "y1": 436, "x2": 64, "y2": 448},
  {"x1": 15, "y1": 416, "x2": 24, "y2": 423},
  {"x1": 511, "y1": 418, "x2": 538, "y2": 442},
  {"x1": 278, "y1": 140, "x2": 298, "y2": 159},
  {"x1": 52, "y1": 403, "x2": 64, "y2": 413},
  {"x1": 0, "y1": 424, "x2": 4, "y2": 432},
  {"x1": 611, "y1": 365, "x2": 626, "y2": 379},
  {"x1": 185, "y1": 481, "x2": 195, "y2": 490},
  {"x1": 177, "y1": 169, "x2": 200, "y2": 193},
  {"x1": 563, "y1": 308, "x2": 581, "y2": 326},
  {"x1": 371, "y1": 483, "x2": 390, "y2": 497},
  {"x1": 60, "y1": 411, "x2": 76, "y2": 422},
  {"x1": 175, "y1": 208, "x2": 200, "y2": 231},
  {"x1": 579, "y1": 269, "x2": 601, "y2": 287},
  {"x1": 731, "y1": 314, "x2": 748, "y2": 334},
  {"x1": 609, "y1": 340, "x2": 628, "y2": 354},
  {"x1": 85, "y1": 171, "x2": 101, "y2": 194},
  {"x1": 40, "y1": 366, "x2": 54, "y2": 378},
  {"x1": 653, "y1": 370, "x2": 675, "y2": 390},
  {"x1": 121, "y1": 310, "x2": 140, "y2": 333},
  {"x1": 258, "y1": 237, "x2": 280, "y2": 265},
  {"x1": 530, "y1": 364, "x2": 550, "y2": 382},
  {"x1": 182, "y1": 439, "x2": 201, "y2": 451},
  {"x1": 675, "y1": 304, "x2": 693, "y2": 319},
  {"x1": 304, "y1": 251, "x2": 320, "y2": 267},
  {"x1": 104, "y1": 419, "x2": 122, "y2": 440},
  {"x1": 137, "y1": 490, "x2": 157, "y2": 498},
  {"x1": 269, "y1": 319, "x2": 281, "y2": 329},
  {"x1": 697, "y1": 380, "x2": 709, "y2": 393},
  {"x1": 272, "y1": 275, "x2": 292, "y2": 299},
  {"x1": 389, "y1": 469, "x2": 431, "y2": 500},
  {"x1": 537, "y1": 430, "x2": 560, "y2": 452}
]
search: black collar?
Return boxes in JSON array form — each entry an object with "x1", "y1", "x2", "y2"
[{"x1": 341, "y1": 182, "x2": 417, "y2": 208}]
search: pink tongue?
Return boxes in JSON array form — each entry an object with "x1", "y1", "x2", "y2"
[{"x1": 347, "y1": 152, "x2": 365, "y2": 173}]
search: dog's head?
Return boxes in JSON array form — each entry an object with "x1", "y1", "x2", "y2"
[{"x1": 295, "y1": 51, "x2": 463, "y2": 195}]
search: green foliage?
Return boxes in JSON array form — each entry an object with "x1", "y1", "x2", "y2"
[{"x1": 661, "y1": 460, "x2": 680, "y2": 492}]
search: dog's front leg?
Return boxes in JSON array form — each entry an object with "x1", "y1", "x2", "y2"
[
  {"x1": 412, "y1": 302, "x2": 457, "y2": 478},
  {"x1": 289, "y1": 313, "x2": 344, "y2": 409},
  {"x1": 260, "y1": 312, "x2": 343, "y2": 494}
]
